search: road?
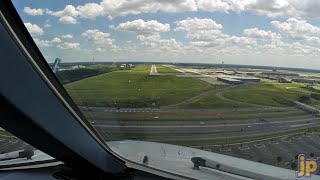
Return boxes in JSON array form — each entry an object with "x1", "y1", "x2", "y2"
[{"x1": 89, "y1": 108, "x2": 319, "y2": 142}]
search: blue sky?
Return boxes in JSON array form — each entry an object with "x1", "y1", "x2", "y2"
[{"x1": 11, "y1": 0, "x2": 320, "y2": 69}]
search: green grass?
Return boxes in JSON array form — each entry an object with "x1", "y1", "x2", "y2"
[
  {"x1": 156, "y1": 66, "x2": 179, "y2": 73},
  {"x1": 223, "y1": 91, "x2": 287, "y2": 107},
  {"x1": 223, "y1": 83, "x2": 320, "y2": 106},
  {"x1": 173, "y1": 92, "x2": 253, "y2": 109},
  {"x1": 65, "y1": 65, "x2": 213, "y2": 107}
]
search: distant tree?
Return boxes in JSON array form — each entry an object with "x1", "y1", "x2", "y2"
[
  {"x1": 276, "y1": 156, "x2": 282, "y2": 163},
  {"x1": 258, "y1": 159, "x2": 263, "y2": 163},
  {"x1": 240, "y1": 144, "x2": 243, "y2": 147},
  {"x1": 291, "y1": 162, "x2": 297, "y2": 170}
]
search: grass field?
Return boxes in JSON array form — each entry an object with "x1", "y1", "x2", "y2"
[
  {"x1": 223, "y1": 83, "x2": 320, "y2": 106},
  {"x1": 173, "y1": 92, "x2": 253, "y2": 109},
  {"x1": 223, "y1": 91, "x2": 287, "y2": 107},
  {"x1": 156, "y1": 66, "x2": 180, "y2": 73},
  {"x1": 65, "y1": 65, "x2": 213, "y2": 107}
]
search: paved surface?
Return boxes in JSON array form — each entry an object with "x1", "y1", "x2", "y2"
[
  {"x1": 206, "y1": 133, "x2": 320, "y2": 172},
  {"x1": 149, "y1": 64, "x2": 158, "y2": 76},
  {"x1": 0, "y1": 135, "x2": 33, "y2": 154},
  {"x1": 81, "y1": 105, "x2": 315, "y2": 143}
]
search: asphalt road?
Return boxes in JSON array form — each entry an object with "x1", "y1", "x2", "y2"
[{"x1": 92, "y1": 114, "x2": 320, "y2": 142}]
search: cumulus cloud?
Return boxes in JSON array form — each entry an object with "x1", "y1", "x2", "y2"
[
  {"x1": 100, "y1": 0, "x2": 197, "y2": 19},
  {"x1": 59, "y1": 16, "x2": 77, "y2": 24},
  {"x1": 44, "y1": 24, "x2": 52, "y2": 28},
  {"x1": 48, "y1": 5, "x2": 79, "y2": 17},
  {"x1": 271, "y1": 18, "x2": 320, "y2": 44},
  {"x1": 137, "y1": 34, "x2": 182, "y2": 51},
  {"x1": 34, "y1": 39, "x2": 51, "y2": 47},
  {"x1": 44, "y1": 0, "x2": 320, "y2": 25},
  {"x1": 23, "y1": 7, "x2": 44, "y2": 16},
  {"x1": 45, "y1": 0, "x2": 197, "y2": 22},
  {"x1": 34, "y1": 37, "x2": 63, "y2": 47},
  {"x1": 77, "y1": 3, "x2": 104, "y2": 19},
  {"x1": 114, "y1": 19, "x2": 170, "y2": 35},
  {"x1": 175, "y1": 18, "x2": 224, "y2": 40},
  {"x1": 82, "y1": 29, "x2": 119, "y2": 51},
  {"x1": 243, "y1": 28, "x2": 281, "y2": 44},
  {"x1": 197, "y1": 0, "x2": 320, "y2": 18},
  {"x1": 24, "y1": 22, "x2": 44, "y2": 36},
  {"x1": 61, "y1": 34, "x2": 73, "y2": 39},
  {"x1": 57, "y1": 42, "x2": 80, "y2": 50},
  {"x1": 51, "y1": 37, "x2": 62, "y2": 43}
]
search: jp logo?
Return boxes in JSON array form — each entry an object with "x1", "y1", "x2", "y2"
[{"x1": 296, "y1": 154, "x2": 318, "y2": 178}]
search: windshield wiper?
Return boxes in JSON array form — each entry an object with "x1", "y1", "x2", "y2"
[{"x1": 191, "y1": 157, "x2": 289, "y2": 180}]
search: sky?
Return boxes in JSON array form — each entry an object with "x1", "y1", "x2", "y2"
[{"x1": 11, "y1": 0, "x2": 320, "y2": 69}]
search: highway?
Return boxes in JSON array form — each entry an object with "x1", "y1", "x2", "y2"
[{"x1": 91, "y1": 111, "x2": 320, "y2": 142}]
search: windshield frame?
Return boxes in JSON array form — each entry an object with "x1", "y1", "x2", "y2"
[{"x1": 0, "y1": 0, "x2": 127, "y2": 173}]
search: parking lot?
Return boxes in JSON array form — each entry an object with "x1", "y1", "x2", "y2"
[
  {"x1": 201, "y1": 132, "x2": 320, "y2": 172},
  {"x1": 0, "y1": 135, "x2": 33, "y2": 154}
]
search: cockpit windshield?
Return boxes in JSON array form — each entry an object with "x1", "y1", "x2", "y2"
[{"x1": 8, "y1": 0, "x2": 320, "y2": 178}]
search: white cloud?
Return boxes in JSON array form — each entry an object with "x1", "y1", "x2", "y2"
[
  {"x1": 48, "y1": 5, "x2": 80, "y2": 17},
  {"x1": 114, "y1": 19, "x2": 170, "y2": 35},
  {"x1": 24, "y1": 22, "x2": 44, "y2": 36},
  {"x1": 175, "y1": 18, "x2": 224, "y2": 40},
  {"x1": 271, "y1": 18, "x2": 320, "y2": 45},
  {"x1": 47, "y1": 5, "x2": 79, "y2": 24},
  {"x1": 34, "y1": 39, "x2": 51, "y2": 47},
  {"x1": 243, "y1": 28, "x2": 281, "y2": 44},
  {"x1": 197, "y1": 0, "x2": 320, "y2": 18},
  {"x1": 45, "y1": 0, "x2": 320, "y2": 25},
  {"x1": 197, "y1": 0, "x2": 233, "y2": 13},
  {"x1": 82, "y1": 29, "x2": 119, "y2": 51},
  {"x1": 34, "y1": 37, "x2": 63, "y2": 47},
  {"x1": 76, "y1": 3, "x2": 104, "y2": 19},
  {"x1": 51, "y1": 37, "x2": 62, "y2": 43},
  {"x1": 271, "y1": 18, "x2": 320, "y2": 38},
  {"x1": 59, "y1": 16, "x2": 77, "y2": 24},
  {"x1": 44, "y1": 24, "x2": 52, "y2": 28},
  {"x1": 137, "y1": 34, "x2": 182, "y2": 51},
  {"x1": 57, "y1": 42, "x2": 80, "y2": 50},
  {"x1": 61, "y1": 34, "x2": 73, "y2": 39},
  {"x1": 100, "y1": 0, "x2": 197, "y2": 19},
  {"x1": 23, "y1": 7, "x2": 44, "y2": 16}
]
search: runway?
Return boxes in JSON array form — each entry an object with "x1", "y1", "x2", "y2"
[{"x1": 149, "y1": 64, "x2": 158, "y2": 75}]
